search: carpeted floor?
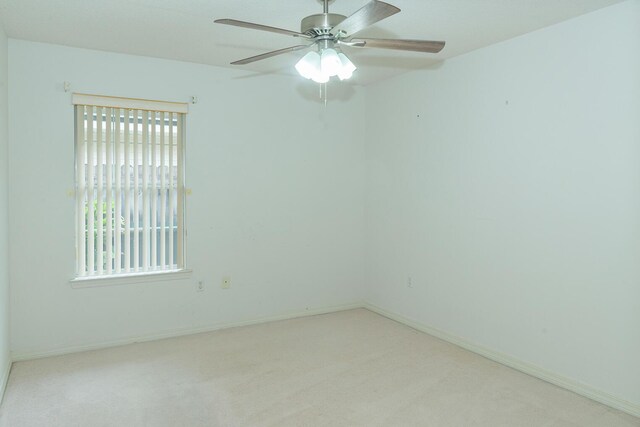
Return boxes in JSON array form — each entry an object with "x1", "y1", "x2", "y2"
[{"x1": 0, "y1": 309, "x2": 638, "y2": 426}]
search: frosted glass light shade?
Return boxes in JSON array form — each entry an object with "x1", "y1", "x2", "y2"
[
  {"x1": 312, "y1": 71, "x2": 329, "y2": 83},
  {"x1": 337, "y1": 53, "x2": 356, "y2": 80},
  {"x1": 296, "y1": 49, "x2": 357, "y2": 82},
  {"x1": 295, "y1": 51, "x2": 321, "y2": 80},
  {"x1": 320, "y1": 48, "x2": 342, "y2": 77}
]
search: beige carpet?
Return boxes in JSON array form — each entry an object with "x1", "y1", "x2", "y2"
[{"x1": 0, "y1": 309, "x2": 638, "y2": 427}]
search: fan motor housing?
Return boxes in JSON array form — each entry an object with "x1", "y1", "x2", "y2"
[{"x1": 301, "y1": 13, "x2": 346, "y2": 37}]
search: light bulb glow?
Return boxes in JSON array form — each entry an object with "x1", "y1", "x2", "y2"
[
  {"x1": 295, "y1": 49, "x2": 356, "y2": 83},
  {"x1": 320, "y1": 48, "x2": 342, "y2": 77},
  {"x1": 295, "y1": 51, "x2": 320, "y2": 80},
  {"x1": 311, "y1": 71, "x2": 329, "y2": 84}
]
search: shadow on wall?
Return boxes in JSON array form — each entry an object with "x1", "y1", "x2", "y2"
[
  {"x1": 295, "y1": 81, "x2": 357, "y2": 104},
  {"x1": 348, "y1": 55, "x2": 445, "y2": 71},
  {"x1": 228, "y1": 68, "x2": 358, "y2": 103}
]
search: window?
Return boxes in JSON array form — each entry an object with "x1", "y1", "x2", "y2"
[{"x1": 73, "y1": 94, "x2": 188, "y2": 279}]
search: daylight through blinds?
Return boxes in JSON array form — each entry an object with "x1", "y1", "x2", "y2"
[{"x1": 75, "y1": 102, "x2": 185, "y2": 277}]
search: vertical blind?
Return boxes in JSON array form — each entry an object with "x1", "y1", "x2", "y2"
[{"x1": 73, "y1": 94, "x2": 187, "y2": 278}]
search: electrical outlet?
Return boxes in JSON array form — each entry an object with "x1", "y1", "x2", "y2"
[
  {"x1": 197, "y1": 280, "x2": 204, "y2": 292},
  {"x1": 221, "y1": 276, "x2": 231, "y2": 289},
  {"x1": 407, "y1": 276, "x2": 413, "y2": 288}
]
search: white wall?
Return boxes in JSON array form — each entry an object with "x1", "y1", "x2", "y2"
[
  {"x1": 8, "y1": 40, "x2": 366, "y2": 357},
  {"x1": 5, "y1": 0, "x2": 639, "y2": 415},
  {"x1": 0, "y1": 23, "x2": 11, "y2": 399},
  {"x1": 365, "y1": 0, "x2": 640, "y2": 409}
]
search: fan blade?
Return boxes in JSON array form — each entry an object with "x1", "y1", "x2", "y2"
[
  {"x1": 215, "y1": 19, "x2": 312, "y2": 39},
  {"x1": 330, "y1": 0, "x2": 400, "y2": 37},
  {"x1": 349, "y1": 38, "x2": 445, "y2": 53},
  {"x1": 230, "y1": 45, "x2": 311, "y2": 65},
  {"x1": 337, "y1": 40, "x2": 367, "y2": 47}
]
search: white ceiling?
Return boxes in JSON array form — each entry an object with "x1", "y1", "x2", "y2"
[{"x1": 0, "y1": 0, "x2": 624, "y2": 85}]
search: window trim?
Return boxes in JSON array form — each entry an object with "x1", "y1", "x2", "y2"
[
  {"x1": 72, "y1": 93, "x2": 189, "y2": 114},
  {"x1": 70, "y1": 269, "x2": 193, "y2": 288}
]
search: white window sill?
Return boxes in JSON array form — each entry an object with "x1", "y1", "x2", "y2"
[{"x1": 70, "y1": 269, "x2": 192, "y2": 288}]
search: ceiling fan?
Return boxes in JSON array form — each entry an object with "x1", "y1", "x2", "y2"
[{"x1": 215, "y1": 0, "x2": 445, "y2": 83}]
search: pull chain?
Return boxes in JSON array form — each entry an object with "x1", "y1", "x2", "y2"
[
  {"x1": 318, "y1": 83, "x2": 328, "y2": 107},
  {"x1": 324, "y1": 83, "x2": 328, "y2": 108}
]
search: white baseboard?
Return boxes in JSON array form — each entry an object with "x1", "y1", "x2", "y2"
[
  {"x1": 11, "y1": 302, "x2": 363, "y2": 362},
  {"x1": 0, "y1": 360, "x2": 11, "y2": 407},
  {"x1": 363, "y1": 302, "x2": 640, "y2": 419}
]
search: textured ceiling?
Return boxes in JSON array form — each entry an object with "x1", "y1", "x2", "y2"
[{"x1": 0, "y1": 0, "x2": 624, "y2": 85}]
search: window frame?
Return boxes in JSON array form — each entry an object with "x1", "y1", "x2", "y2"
[{"x1": 70, "y1": 93, "x2": 190, "y2": 285}]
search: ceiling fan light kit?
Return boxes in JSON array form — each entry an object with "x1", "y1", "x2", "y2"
[
  {"x1": 215, "y1": 0, "x2": 445, "y2": 83},
  {"x1": 295, "y1": 40, "x2": 357, "y2": 83}
]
